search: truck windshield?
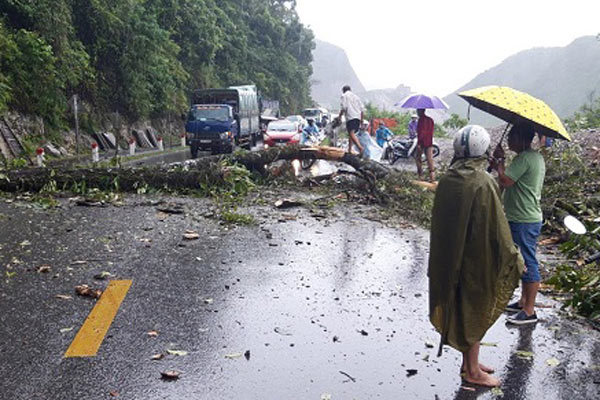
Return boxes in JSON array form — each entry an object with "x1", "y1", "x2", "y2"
[
  {"x1": 188, "y1": 106, "x2": 230, "y2": 122},
  {"x1": 303, "y1": 110, "x2": 320, "y2": 117}
]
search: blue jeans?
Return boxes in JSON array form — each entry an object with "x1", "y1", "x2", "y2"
[{"x1": 509, "y1": 221, "x2": 542, "y2": 283}]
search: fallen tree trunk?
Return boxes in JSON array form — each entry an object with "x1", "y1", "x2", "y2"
[{"x1": 0, "y1": 145, "x2": 390, "y2": 193}]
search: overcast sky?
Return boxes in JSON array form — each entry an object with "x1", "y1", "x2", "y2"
[{"x1": 296, "y1": 0, "x2": 600, "y2": 96}]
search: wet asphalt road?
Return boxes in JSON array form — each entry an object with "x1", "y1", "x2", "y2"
[{"x1": 0, "y1": 193, "x2": 599, "y2": 400}]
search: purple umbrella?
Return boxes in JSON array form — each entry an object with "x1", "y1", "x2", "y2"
[{"x1": 395, "y1": 94, "x2": 449, "y2": 110}]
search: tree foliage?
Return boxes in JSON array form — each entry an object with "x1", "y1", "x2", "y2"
[
  {"x1": 0, "y1": 0, "x2": 314, "y2": 127},
  {"x1": 565, "y1": 95, "x2": 600, "y2": 130}
]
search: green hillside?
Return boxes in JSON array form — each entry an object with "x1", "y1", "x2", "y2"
[
  {"x1": 0, "y1": 0, "x2": 314, "y2": 129},
  {"x1": 443, "y1": 36, "x2": 600, "y2": 127}
]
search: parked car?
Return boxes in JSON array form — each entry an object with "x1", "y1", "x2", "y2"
[
  {"x1": 263, "y1": 120, "x2": 301, "y2": 148},
  {"x1": 285, "y1": 115, "x2": 307, "y2": 131}
]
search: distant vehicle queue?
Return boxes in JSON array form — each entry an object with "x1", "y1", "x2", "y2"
[{"x1": 183, "y1": 84, "x2": 435, "y2": 165}]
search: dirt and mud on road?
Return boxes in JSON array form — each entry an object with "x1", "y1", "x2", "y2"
[{"x1": 1, "y1": 190, "x2": 599, "y2": 400}]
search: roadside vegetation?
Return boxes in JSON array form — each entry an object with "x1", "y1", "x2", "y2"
[
  {"x1": 542, "y1": 101, "x2": 600, "y2": 323},
  {"x1": 0, "y1": 0, "x2": 314, "y2": 135}
]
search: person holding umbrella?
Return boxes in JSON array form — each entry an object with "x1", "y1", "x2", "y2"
[
  {"x1": 397, "y1": 94, "x2": 448, "y2": 182},
  {"x1": 459, "y1": 86, "x2": 571, "y2": 326},
  {"x1": 416, "y1": 108, "x2": 436, "y2": 182},
  {"x1": 491, "y1": 122, "x2": 546, "y2": 325}
]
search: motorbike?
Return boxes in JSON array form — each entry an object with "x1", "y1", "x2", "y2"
[
  {"x1": 383, "y1": 137, "x2": 440, "y2": 165},
  {"x1": 300, "y1": 130, "x2": 324, "y2": 169}
]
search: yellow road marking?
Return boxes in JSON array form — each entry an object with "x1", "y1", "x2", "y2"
[{"x1": 64, "y1": 280, "x2": 132, "y2": 358}]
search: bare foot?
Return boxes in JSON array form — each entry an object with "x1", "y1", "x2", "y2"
[
  {"x1": 463, "y1": 370, "x2": 501, "y2": 387},
  {"x1": 461, "y1": 363, "x2": 495, "y2": 374}
]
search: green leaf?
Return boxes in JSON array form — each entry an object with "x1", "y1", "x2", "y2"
[
  {"x1": 516, "y1": 350, "x2": 534, "y2": 360},
  {"x1": 481, "y1": 342, "x2": 498, "y2": 347}
]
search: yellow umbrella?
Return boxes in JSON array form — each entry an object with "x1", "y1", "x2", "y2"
[{"x1": 458, "y1": 86, "x2": 571, "y2": 141}]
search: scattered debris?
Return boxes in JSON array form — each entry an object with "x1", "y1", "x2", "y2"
[
  {"x1": 406, "y1": 369, "x2": 418, "y2": 377},
  {"x1": 274, "y1": 327, "x2": 293, "y2": 336},
  {"x1": 156, "y1": 203, "x2": 185, "y2": 214},
  {"x1": 358, "y1": 329, "x2": 369, "y2": 336},
  {"x1": 151, "y1": 354, "x2": 164, "y2": 360},
  {"x1": 333, "y1": 335, "x2": 340, "y2": 343},
  {"x1": 320, "y1": 394, "x2": 332, "y2": 400},
  {"x1": 166, "y1": 350, "x2": 188, "y2": 356},
  {"x1": 481, "y1": 342, "x2": 498, "y2": 347},
  {"x1": 109, "y1": 391, "x2": 119, "y2": 397},
  {"x1": 70, "y1": 260, "x2": 88, "y2": 265},
  {"x1": 425, "y1": 340, "x2": 435, "y2": 348},
  {"x1": 339, "y1": 370, "x2": 356, "y2": 382},
  {"x1": 546, "y1": 357, "x2": 560, "y2": 367},
  {"x1": 94, "y1": 271, "x2": 114, "y2": 280},
  {"x1": 59, "y1": 327, "x2": 74, "y2": 333},
  {"x1": 224, "y1": 353, "x2": 244, "y2": 359},
  {"x1": 147, "y1": 330, "x2": 159, "y2": 338},
  {"x1": 19, "y1": 240, "x2": 31, "y2": 247},
  {"x1": 55, "y1": 294, "x2": 73, "y2": 300},
  {"x1": 460, "y1": 386, "x2": 476, "y2": 392},
  {"x1": 203, "y1": 298, "x2": 214, "y2": 305},
  {"x1": 491, "y1": 387, "x2": 504, "y2": 396},
  {"x1": 516, "y1": 350, "x2": 534, "y2": 360},
  {"x1": 75, "y1": 284, "x2": 103, "y2": 298},
  {"x1": 75, "y1": 198, "x2": 107, "y2": 207},
  {"x1": 160, "y1": 370, "x2": 180, "y2": 380},
  {"x1": 183, "y1": 230, "x2": 200, "y2": 240},
  {"x1": 244, "y1": 350, "x2": 251, "y2": 360},
  {"x1": 274, "y1": 198, "x2": 303, "y2": 209},
  {"x1": 37, "y1": 265, "x2": 51, "y2": 273}
]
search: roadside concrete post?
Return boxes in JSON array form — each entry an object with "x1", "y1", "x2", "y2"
[
  {"x1": 128, "y1": 138, "x2": 136, "y2": 156},
  {"x1": 180, "y1": 134, "x2": 186, "y2": 147},
  {"x1": 36, "y1": 147, "x2": 45, "y2": 167},
  {"x1": 92, "y1": 142, "x2": 99, "y2": 163},
  {"x1": 157, "y1": 136, "x2": 164, "y2": 151}
]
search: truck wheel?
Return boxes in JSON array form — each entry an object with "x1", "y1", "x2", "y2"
[{"x1": 190, "y1": 144, "x2": 199, "y2": 159}]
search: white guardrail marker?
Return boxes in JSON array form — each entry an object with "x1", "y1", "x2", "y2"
[
  {"x1": 36, "y1": 147, "x2": 45, "y2": 167},
  {"x1": 92, "y1": 142, "x2": 99, "y2": 163}
]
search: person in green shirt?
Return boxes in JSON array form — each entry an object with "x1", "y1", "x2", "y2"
[{"x1": 492, "y1": 122, "x2": 546, "y2": 325}]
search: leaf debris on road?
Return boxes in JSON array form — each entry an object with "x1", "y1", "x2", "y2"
[
  {"x1": 339, "y1": 370, "x2": 356, "y2": 382},
  {"x1": 160, "y1": 370, "x2": 180, "y2": 380}
]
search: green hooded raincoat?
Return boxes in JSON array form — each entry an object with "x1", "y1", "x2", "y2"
[{"x1": 428, "y1": 157, "x2": 524, "y2": 354}]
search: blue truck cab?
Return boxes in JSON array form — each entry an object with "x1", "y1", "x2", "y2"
[
  {"x1": 186, "y1": 85, "x2": 261, "y2": 157},
  {"x1": 186, "y1": 104, "x2": 236, "y2": 157}
]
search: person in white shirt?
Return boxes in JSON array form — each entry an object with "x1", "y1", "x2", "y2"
[{"x1": 337, "y1": 85, "x2": 365, "y2": 154}]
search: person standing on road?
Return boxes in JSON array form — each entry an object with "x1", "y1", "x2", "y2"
[
  {"x1": 338, "y1": 85, "x2": 365, "y2": 155},
  {"x1": 408, "y1": 114, "x2": 418, "y2": 139},
  {"x1": 415, "y1": 108, "x2": 436, "y2": 182},
  {"x1": 491, "y1": 122, "x2": 546, "y2": 325},
  {"x1": 429, "y1": 125, "x2": 524, "y2": 388}
]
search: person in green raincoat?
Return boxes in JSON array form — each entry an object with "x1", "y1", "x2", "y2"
[{"x1": 428, "y1": 125, "x2": 524, "y2": 387}]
